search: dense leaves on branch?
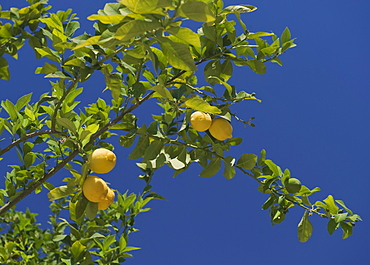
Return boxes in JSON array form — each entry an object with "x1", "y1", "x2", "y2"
[{"x1": 0, "y1": 0, "x2": 361, "y2": 263}]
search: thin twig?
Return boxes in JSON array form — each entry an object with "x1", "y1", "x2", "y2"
[{"x1": 0, "y1": 130, "x2": 56, "y2": 157}]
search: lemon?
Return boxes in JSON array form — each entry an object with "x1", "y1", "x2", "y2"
[
  {"x1": 89, "y1": 148, "x2": 116, "y2": 174},
  {"x1": 82, "y1": 175, "x2": 109, "y2": 202},
  {"x1": 98, "y1": 188, "x2": 115, "y2": 210},
  {"x1": 285, "y1": 178, "x2": 302, "y2": 194},
  {"x1": 208, "y1": 117, "x2": 233, "y2": 141},
  {"x1": 190, "y1": 111, "x2": 212, "y2": 132}
]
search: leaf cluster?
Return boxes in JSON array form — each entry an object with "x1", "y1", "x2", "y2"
[{"x1": 0, "y1": 0, "x2": 361, "y2": 262}]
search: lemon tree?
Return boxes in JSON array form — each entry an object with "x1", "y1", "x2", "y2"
[{"x1": 0, "y1": 0, "x2": 362, "y2": 263}]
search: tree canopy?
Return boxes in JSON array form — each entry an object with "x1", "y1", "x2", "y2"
[{"x1": 0, "y1": 0, "x2": 362, "y2": 263}]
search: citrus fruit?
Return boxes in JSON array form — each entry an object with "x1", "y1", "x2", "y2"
[
  {"x1": 98, "y1": 188, "x2": 115, "y2": 210},
  {"x1": 89, "y1": 148, "x2": 116, "y2": 174},
  {"x1": 190, "y1": 111, "x2": 212, "y2": 132},
  {"x1": 208, "y1": 117, "x2": 233, "y2": 141},
  {"x1": 82, "y1": 175, "x2": 109, "y2": 202},
  {"x1": 285, "y1": 178, "x2": 302, "y2": 193}
]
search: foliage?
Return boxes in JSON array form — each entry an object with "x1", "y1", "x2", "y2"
[{"x1": 0, "y1": 0, "x2": 361, "y2": 263}]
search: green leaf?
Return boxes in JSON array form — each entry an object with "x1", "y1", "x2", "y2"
[
  {"x1": 323, "y1": 195, "x2": 339, "y2": 215},
  {"x1": 73, "y1": 36, "x2": 100, "y2": 50},
  {"x1": 87, "y1": 14, "x2": 125, "y2": 24},
  {"x1": 223, "y1": 156, "x2": 236, "y2": 179},
  {"x1": 199, "y1": 157, "x2": 221, "y2": 177},
  {"x1": 143, "y1": 139, "x2": 164, "y2": 161},
  {"x1": 180, "y1": 1, "x2": 216, "y2": 23},
  {"x1": 48, "y1": 185, "x2": 76, "y2": 200},
  {"x1": 298, "y1": 211, "x2": 313, "y2": 242},
  {"x1": 71, "y1": 241, "x2": 86, "y2": 259},
  {"x1": 119, "y1": 0, "x2": 173, "y2": 14},
  {"x1": 223, "y1": 4, "x2": 257, "y2": 13},
  {"x1": 246, "y1": 60, "x2": 266, "y2": 74},
  {"x1": 340, "y1": 222, "x2": 353, "y2": 239},
  {"x1": 129, "y1": 135, "x2": 150, "y2": 159},
  {"x1": 264, "y1": 160, "x2": 282, "y2": 177},
  {"x1": 15, "y1": 93, "x2": 32, "y2": 111},
  {"x1": 262, "y1": 195, "x2": 276, "y2": 210},
  {"x1": 35, "y1": 62, "x2": 59, "y2": 75},
  {"x1": 150, "y1": 84, "x2": 174, "y2": 100},
  {"x1": 114, "y1": 20, "x2": 162, "y2": 42},
  {"x1": 2, "y1": 99, "x2": 19, "y2": 121},
  {"x1": 158, "y1": 38, "x2": 197, "y2": 71},
  {"x1": 226, "y1": 137, "x2": 242, "y2": 146},
  {"x1": 56, "y1": 118, "x2": 77, "y2": 134},
  {"x1": 0, "y1": 57, "x2": 10, "y2": 80},
  {"x1": 119, "y1": 235, "x2": 127, "y2": 252},
  {"x1": 166, "y1": 27, "x2": 201, "y2": 47},
  {"x1": 236, "y1": 153, "x2": 257, "y2": 170},
  {"x1": 86, "y1": 201, "x2": 98, "y2": 220},
  {"x1": 327, "y1": 219, "x2": 339, "y2": 235},
  {"x1": 184, "y1": 96, "x2": 221, "y2": 114},
  {"x1": 220, "y1": 60, "x2": 233, "y2": 82},
  {"x1": 281, "y1": 27, "x2": 291, "y2": 45},
  {"x1": 105, "y1": 73, "x2": 122, "y2": 101},
  {"x1": 34, "y1": 47, "x2": 61, "y2": 62},
  {"x1": 75, "y1": 196, "x2": 89, "y2": 220},
  {"x1": 335, "y1": 199, "x2": 353, "y2": 215},
  {"x1": 334, "y1": 213, "x2": 348, "y2": 223},
  {"x1": 247, "y1": 32, "x2": 274, "y2": 39}
]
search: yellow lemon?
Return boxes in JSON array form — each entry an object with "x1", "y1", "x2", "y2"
[
  {"x1": 98, "y1": 188, "x2": 115, "y2": 210},
  {"x1": 190, "y1": 111, "x2": 212, "y2": 132},
  {"x1": 209, "y1": 117, "x2": 233, "y2": 141},
  {"x1": 285, "y1": 178, "x2": 302, "y2": 194},
  {"x1": 89, "y1": 148, "x2": 116, "y2": 174},
  {"x1": 82, "y1": 175, "x2": 109, "y2": 202}
]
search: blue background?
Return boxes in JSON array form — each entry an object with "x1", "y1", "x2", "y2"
[{"x1": 1, "y1": 0, "x2": 369, "y2": 264}]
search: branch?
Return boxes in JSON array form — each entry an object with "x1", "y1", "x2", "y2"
[
  {"x1": 0, "y1": 130, "x2": 56, "y2": 157},
  {"x1": 0, "y1": 148, "x2": 80, "y2": 215}
]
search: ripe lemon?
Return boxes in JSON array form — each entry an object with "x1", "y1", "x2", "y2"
[
  {"x1": 82, "y1": 175, "x2": 109, "y2": 202},
  {"x1": 209, "y1": 117, "x2": 233, "y2": 141},
  {"x1": 285, "y1": 178, "x2": 302, "y2": 194},
  {"x1": 89, "y1": 148, "x2": 117, "y2": 174},
  {"x1": 98, "y1": 188, "x2": 115, "y2": 210},
  {"x1": 190, "y1": 111, "x2": 212, "y2": 132}
]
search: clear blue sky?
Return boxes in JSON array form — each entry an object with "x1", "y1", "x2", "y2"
[{"x1": 1, "y1": 0, "x2": 370, "y2": 264}]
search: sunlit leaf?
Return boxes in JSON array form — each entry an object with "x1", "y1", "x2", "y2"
[
  {"x1": 166, "y1": 27, "x2": 201, "y2": 47},
  {"x1": 56, "y1": 118, "x2": 77, "y2": 134},
  {"x1": 223, "y1": 4, "x2": 257, "y2": 13},
  {"x1": 71, "y1": 241, "x2": 86, "y2": 259},
  {"x1": 114, "y1": 20, "x2": 162, "y2": 42},
  {"x1": 298, "y1": 211, "x2": 313, "y2": 242},
  {"x1": 340, "y1": 222, "x2": 353, "y2": 239},
  {"x1": 246, "y1": 60, "x2": 266, "y2": 74},
  {"x1": 158, "y1": 38, "x2": 197, "y2": 71},
  {"x1": 119, "y1": 0, "x2": 173, "y2": 14},
  {"x1": 73, "y1": 36, "x2": 100, "y2": 50},
  {"x1": 180, "y1": 1, "x2": 216, "y2": 23},
  {"x1": 48, "y1": 185, "x2": 76, "y2": 201},
  {"x1": 150, "y1": 85, "x2": 174, "y2": 100},
  {"x1": 87, "y1": 14, "x2": 125, "y2": 24},
  {"x1": 323, "y1": 195, "x2": 339, "y2": 215},
  {"x1": 184, "y1": 96, "x2": 221, "y2": 114}
]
